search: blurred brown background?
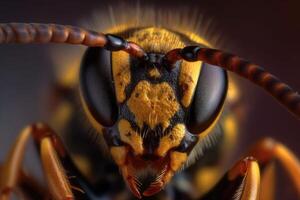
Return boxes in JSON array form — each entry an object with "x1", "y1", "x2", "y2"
[{"x1": 0, "y1": 0, "x2": 299, "y2": 199}]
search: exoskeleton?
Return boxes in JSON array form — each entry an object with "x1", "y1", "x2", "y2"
[{"x1": 0, "y1": 9, "x2": 299, "y2": 200}]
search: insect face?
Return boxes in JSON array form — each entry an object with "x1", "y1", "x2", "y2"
[
  {"x1": 80, "y1": 27, "x2": 228, "y2": 198},
  {"x1": 1, "y1": 21, "x2": 299, "y2": 199}
]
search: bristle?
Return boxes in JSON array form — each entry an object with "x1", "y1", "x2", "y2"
[
  {"x1": 70, "y1": 185, "x2": 85, "y2": 194},
  {"x1": 233, "y1": 176, "x2": 245, "y2": 200},
  {"x1": 185, "y1": 123, "x2": 223, "y2": 168},
  {"x1": 51, "y1": 3, "x2": 221, "y2": 88},
  {"x1": 108, "y1": 6, "x2": 117, "y2": 28},
  {"x1": 134, "y1": 175, "x2": 142, "y2": 187}
]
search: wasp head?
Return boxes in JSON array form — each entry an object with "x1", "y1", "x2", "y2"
[{"x1": 80, "y1": 28, "x2": 227, "y2": 198}]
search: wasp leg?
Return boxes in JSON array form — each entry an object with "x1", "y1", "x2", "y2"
[
  {"x1": 245, "y1": 137, "x2": 300, "y2": 199},
  {"x1": 200, "y1": 157, "x2": 260, "y2": 200},
  {"x1": 259, "y1": 162, "x2": 275, "y2": 200},
  {"x1": 19, "y1": 169, "x2": 49, "y2": 200},
  {"x1": 0, "y1": 165, "x2": 49, "y2": 200},
  {"x1": 0, "y1": 123, "x2": 78, "y2": 200}
]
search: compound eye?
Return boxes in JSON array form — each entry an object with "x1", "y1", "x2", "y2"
[
  {"x1": 186, "y1": 63, "x2": 228, "y2": 134},
  {"x1": 80, "y1": 47, "x2": 118, "y2": 127}
]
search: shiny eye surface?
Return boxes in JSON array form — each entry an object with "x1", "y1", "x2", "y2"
[
  {"x1": 186, "y1": 63, "x2": 228, "y2": 134},
  {"x1": 80, "y1": 47, "x2": 118, "y2": 127}
]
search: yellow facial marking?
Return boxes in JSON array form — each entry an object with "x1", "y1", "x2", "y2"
[
  {"x1": 110, "y1": 146, "x2": 128, "y2": 166},
  {"x1": 179, "y1": 61, "x2": 202, "y2": 107},
  {"x1": 127, "y1": 81, "x2": 179, "y2": 130},
  {"x1": 156, "y1": 124, "x2": 185, "y2": 157},
  {"x1": 112, "y1": 51, "x2": 131, "y2": 103},
  {"x1": 118, "y1": 119, "x2": 144, "y2": 155},
  {"x1": 148, "y1": 68, "x2": 161, "y2": 79},
  {"x1": 128, "y1": 27, "x2": 185, "y2": 53},
  {"x1": 170, "y1": 151, "x2": 188, "y2": 171}
]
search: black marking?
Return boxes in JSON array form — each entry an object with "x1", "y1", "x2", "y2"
[
  {"x1": 175, "y1": 132, "x2": 198, "y2": 153},
  {"x1": 235, "y1": 60, "x2": 250, "y2": 76},
  {"x1": 277, "y1": 85, "x2": 292, "y2": 100},
  {"x1": 180, "y1": 46, "x2": 202, "y2": 62},
  {"x1": 250, "y1": 66, "x2": 266, "y2": 82},
  {"x1": 146, "y1": 53, "x2": 165, "y2": 66},
  {"x1": 220, "y1": 53, "x2": 236, "y2": 70},
  {"x1": 289, "y1": 95, "x2": 300, "y2": 109},
  {"x1": 203, "y1": 48, "x2": 218, "y2": 62},
  {"x1": 142, "y1": 125, "x2": 163, "y2": 159},
  {"x1": 116, "y1": 53, "x2": 186, "y2": 137},
  {"x1": 103, "y1": 127, "x2": 124, "y2": 147},
  {"x1": 265, "y1": 76, "x2": 280, "y2": 91},
  {"x1": 104, "y1": 34, "x2": 128, "y2": 51}
]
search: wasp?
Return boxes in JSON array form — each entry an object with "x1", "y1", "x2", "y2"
[{"x1": 0, "y1": 8, "x2": 299, "y2": 200}]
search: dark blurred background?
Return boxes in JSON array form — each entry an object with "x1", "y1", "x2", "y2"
[{"x1": 0, "y1": 0, "x2": 299, "y2": 199}]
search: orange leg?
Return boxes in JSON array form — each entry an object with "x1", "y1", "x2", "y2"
[
  {"x1": 200, "y1": 138, "x2": 300, "y2": 200},
  {"x1": 0, "y1": 123, "x2": 78, "y2": 200},
  {"x1": 246, "y1": 138, "x2": 300, "y2": 199},
  {"x1": 0, "y1": 165, "x2": 49, "y2": 200},
  {"x1": 200, "y1": 157, "x2": 260, "y2": 200}
]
